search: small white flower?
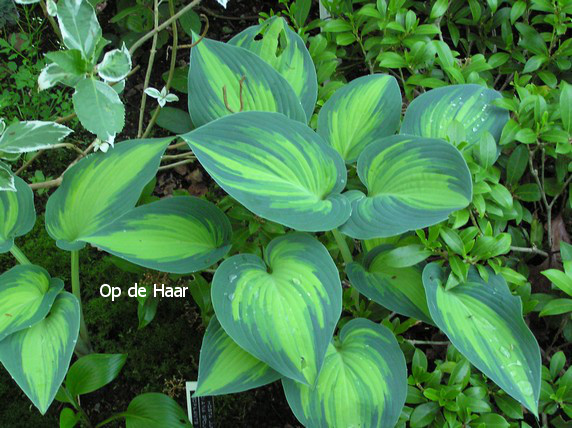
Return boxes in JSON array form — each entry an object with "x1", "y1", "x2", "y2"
[
  {"x1": 144, "y1": 86, "x2": 179, "y2": 108},
  {"x1": 216, "y1": 0, "x2": 229, "y2": 8},
  {"x1": 94, "y1": 135, "x2": 115, "y2": 153}
]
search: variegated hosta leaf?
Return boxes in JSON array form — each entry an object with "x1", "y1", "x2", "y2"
[
  {"x1": 212, "y1": 233, "x2": 342, "y2": 385},
  {"x1": 401, "y1": 84, "x2": 509, "y2": 147},
  {"x1": 45, "y1": 138, "x2": 172, "y2": 250},
  {"x1": 195, "y1": 317, "x2": 280, "y2": 396},
  {"x1": 283, "y1": 318, "x2": 407, "y2": 428},
  {"x1": 182, "y1": 111, "x2": 350, "y2": 232},
  {"x1": 0, "y1": 292, "x2": 80, "y2": 414},
  {"x1": 0, "y1": 121, "x2": 72, "y2": 153},
  {"x1": 97, "y1": 44, "x2": 132, "y2": 82},
  {"x1": 0, "y1": 265, "x2": 63, "y2": 341},
  {"x1": 229, "y1": 16, "x2": 317, "y2": 120},
  {"x1": 84, "y1": 196, "x2": 232, "y2": 274},
  {"x1": 422, "y1": 263, "x2": 541, "y2": 415},
  {"x1": 0, "y1": 161, "x2": 15, "y2": 191},
  {"x1": 187, "y1": 34, "x2": 306, "y2": 127},
  {"x1": 0, "y1": 176, "x2": 36, "y2": 252},
  {"x1": 73, "y1": 78, "x2": 125, "y2": 142},
  {"x1": 346, "y1": 245, "x2": 433, "y2": 324},
  {"x1": 56, "y1": 0, "x2": 101, "y2": 60},
  {"x1": 340, "y1": 135, "x2": 472, "y2": 239},
  {"x1": 317, "y1": 74, "x2": 401, "y2": 163}
]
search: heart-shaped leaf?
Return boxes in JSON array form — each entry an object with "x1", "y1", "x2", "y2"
[
  {"x1": 317, "y1": 74, "x2": 401, "y2": 162},
  {"x1": 182, "y1": 111, "x2": 350, "y2": 232},
  {"x1": 401, "y1": 84, "x2": 509, "y2": 147},
  {"x1": 0, "y1": 121, "x2": 72, "y2": 153},
  {"x1": 340, "y1": 135, "x2": 472, "y2": 239},
  {"x1": 195, "y1": 317, "x2": 280, "y2": 396},
  {"x1": 188, "y1": 34, "x2": 306, "y2": 127},
  {"x1": 229, "y1": 16, "x2": 317, "y2": 120},
  {"x1": 212, "y1": 233, "x2": 342, "y2": 385},
  {"x1": 0, "y1": 175, "x2": 36, "y2": 253},
  {"x1": 346, "y1": 245, "x2": 433, "y2": 324},
  {"x1": 45, "y1": 137, "x2": 172, "y2": 250},
  {"x1": 283, "y1": 318, "x2": 407, "y2": 428},
  {"x1": 84, "y1": 196, "x2": 232, "y2": 274},
  {"x1": 422, "y1": 263, "x2": 541, "y2": 415},
  {"x1": 0, "y1": 291, "x2": 80, "y2": 414},
  {"x1": 0, "y1": 265, "x2": 63, "y2": 341}
]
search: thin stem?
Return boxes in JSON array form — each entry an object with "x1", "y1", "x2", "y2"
[
  {"x1": 129, "y1": 0, "x2": 202, "y2": 55},
  {"x1": 29, "y1": 177, "x2": 62, "y2": 190},
  {"x1": 167, "y1": 141, "x2": 188, "y2": 151},
  {"x1": 510, "y1": 246, "x2": 549, "y2": 258},
  {"x1": 71, "y1": 250, "x2": 92, "y2": 356},
  {"x1": 162, "y1": 152, "x2": 194, "y2": 161},
  {"x1": 16, "y1": 150, "x2": 43, "y2": 175},
  {"x1": 332, "y1": 229, "x2": 353, "y2": 265},
  {"x1": 158, "y1": 158, "x2": 194, "y2": 171},
  {"x1": 39, "y1": 0, "x2": 63, "y2": 43},
  {"x1": 407, "y1": 339, "x2": 450, "y2": 346},
  {"x1": 10, "y1": 245, "x2": 32, "y2": 265}
]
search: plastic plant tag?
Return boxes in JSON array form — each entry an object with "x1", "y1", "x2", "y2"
[{"x1": 186, "y1": 381, "x2": 215, "y2": 428}]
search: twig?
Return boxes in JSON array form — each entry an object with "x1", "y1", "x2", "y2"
[
  {"x1": 167, "y1": 141, "x2": 189, "y2": 150},
  {"x1": 197, "y1": 6, "x2": 259, "y2": 21},
  {"x1": 158, "y1": 158, "x2": 194, "y2": 171},
  {"x1": 55, "y1": 112, "x2": 76, "y2": 124},
  {"x1": 222, "y1": 76, "x2": 246, "y2": 113},
  {"x1": 29, "y1": 177, "x2": 62, "y2": 190},
  {"x1": 510, "y1": 246, "x2": 549, "y2": 258},
  {"x1": 182, "y1": 14, "x2": 209, "y2": 49},
  {"x1": 407, "y1": 339, "x2": 450, "y2": 346},
  {"x1": 39, "y1": 0, "x2": 63, "y2": 43},
  {"x1": 15, "y1": 150, "x2": 44, "y2": 175},
  {"x1": 162, "y1": 152, "x2": 195, "y2": 161}
]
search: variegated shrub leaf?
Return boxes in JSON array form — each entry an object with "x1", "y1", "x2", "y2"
[
  {"x1": 45, "y1": 137, "x2": 172, "y2": 250},
  {"x1": 0, "y1": 176, "x2": 36, "y2": 252},
  {"x1": 283, "y1": 318, "x2": 406, "y2": 428},
  {"x1": 0, "y1": 292, "x2": 80, "y2": 414},
  {"x1": 0, "y1": 265, "x2": 63, "y2": 341},
  {"x1": 346, "y1": 245, "x2": 433, "y2": 324},
  {"x1": 195, "y1": 317, "x2": 280, "y2": 396},
  {"x1": 340, "y1": 135, "x2": 472, "y2": 239},
  {"x1": 97, "y1": 44, "x2": 132, "y2": 82},
  {"x1": 187, "y1": 34, "x2": 306, "y2": 127},
  {"x1": 401, "y1": 84, "x2": 509, "y2": 147},
  {"x1": 182, "y1": 112, "x2": 350, "y2": 232},
  {"x1": 317, "y1": 74, "x2": 401, "y2": 162},
  {"x1": 84, "y1": 196, "x2": 232, "y2": 274},
  {"x1": 212, "y1": 233, "x2": 342, "y2": 385},
  {"x1": 422, "y1": 263, "x2": 541, "y2": 415},
  {"x1": 56, "y1": 0, "x2": 101, "y2": 60},
  {"x1": 229, "y1": 16, "x2": 317, "y2": 120},
  {"x1": 0, "y1": 161, "x2": 15, "y2": 192},
  {"x1": 0, "y1": 121, "x2": 72, "y2": 153}
]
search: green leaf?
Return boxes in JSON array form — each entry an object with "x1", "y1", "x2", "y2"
[
  {"x1": 340, "y1": 135, "x2": 472, "y2": 239},
  {"x1": 540, "y1": 298, "x2": 572, "y2": 316},
  {"x1": 401, "y1": 84, "x2": 509, "y2": 149},
  {"x1": 73, "y1": 78, "x2": 125, "y2": 141},
  {"x1": 410, "y1": 401, "x2": 439, "y2": 427},
  {"x1": 0, "y1": 176, "x2": 36, "y2": 252},
  {"x1": 422, "y1": 264, "x2": 541, "y2": 415},
  {"x1": 156, "y1": 107, "x2": 193, "y2": 134},
  {"x1": 0, "y1": 121, "x2": 72, "y2": 153},
  {"x1": 84, "y1": 196, "x2": 232, "y2": 274},
  {"x1": 474, "y1": 132, "x2": 497, "y2": 169},
  {"x1": 188, "y1": 34, "x2": 306, "y2": 127},
  {"x1": 229, "y1": 16, "x2": 317, "y2": 120},
  {"x1": 38, "y1": 64, "x2": 83, "y2": 90},
  {"x1": 514, "y1": 183, "x2": 541, "y2": 202},
  {"x1": 44, "y1": 50, "x2": 89, "y2": 75},
  {"x1": 0, "y1": 292, "x2": 80, "y2": 414},
  {"x1": 65, "y1": 353, "x2": 127, "y2": 397},
  {"x1": 0, "y1": 265, "x2": 63, "y2": 341},
  {"x1": 542, "y1": 269, "x2": 572, "y2": 297},
  {"x1": 561, "y1": 82, "x2": 572, "y2": 133},
  {"x1": 506, "y1": 145, "x2": 529, "y2": 186},
  {"x1": 124, "y1": 393, "x2": 191, "y2": 428},
  {"x1": 0, "y1": 161, "x2": 15, "y2": 192},
  {"x1": 430, "y1": 0, "x2": 448, "y2": 19},
  {"x1": 283, "y1": 318, "x2": 406, "y2": 428},
  {"x1": 59, "y1": 407, "x2": 80, "y2": 428},
  {"x1": 45, "y1": 137, "x2": 171, "y2": 250},
  {"x1": 56, "y1": 0, "x2": 101, "y2": 59},
  {"x1": 212, "y1": 233, "x2": 342, "y2": 385},
  {"x1": 182, "y1": 112, "x2": 350, "y2": 232},
  {"x1": 317, "y1": 74, "x2": 401, "y2": 162},
  {"x1": 195, "y1": 317, "x2": 280, "y2": 396},
  {"x1": 97, "y1": 43, "x2": 131, "y2": 82},
  {"x1": 346, "y1": 245, "x2": 433, "y2": 323}
]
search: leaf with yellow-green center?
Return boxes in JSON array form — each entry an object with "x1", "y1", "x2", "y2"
[{"x1": 0, "y1": 175, "x2": 35, "y2": 253}]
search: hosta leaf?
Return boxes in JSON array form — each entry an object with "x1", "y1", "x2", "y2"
[
  {"x1": 182, "y1": 112, "x2": 350, "y2": 232},
  {"x1": 346, "y1": 245, "x2": 433, "y2": 324},
  {"x1": 0, "y1": 121, "x2": 72, "y2": 153},
  {"x1": 212, "y1": 233, "x2": 342, "y2": 385},
  {"x1": 73, "y1": 78, "x2": 125, "y2": 141},
  {"x1": 195, "y1": 317, "x2": 280, "y2": 396},
  {"x1": 84, "y1": 196, "x2": 232, "y2": 274},
  {"x1": 45, "y1": 138, "x2": 172, "y2": 250},
  {"x1": 283, "y1": 318, "x2": 406, "y2": 428},
  {"x1": 401, "y1": 84, "x2": 509, "y2": 147},
  {"x1": 0, "y1": 176, "x2": 36, "y2": 252},
  {"x1": 317, "y1": 74, "x2": 401, "y2": 162},
  {"x1": 124, "y1": 393, "x2": 191, "y2": 428},
  {"x1": 97, "y1": 44, "x2": 132, "y2": 82},
  {"x1": 187, "y1": 34, "x2": 306, "y2": 127},
  {"x1": 422, "y1": 264, "x2": 541, "y2": 415},
  {"x1": 340, "y1": 135, "x2": 472, "y2": 239},
  {"x1": 0, "y1": 292, "x2": 80, "y2": 414},
  {"x1": 56, "y1": 0, "x2": 101, "y2": 59},
  {"x1": 0, "y1": 265, "x2": 63, "y2": 341},
  {"x1": 229, "y1": 16, "x2": 317, "y2": 120}
]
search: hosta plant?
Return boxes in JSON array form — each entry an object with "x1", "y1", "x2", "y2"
[{"x1": 0, "y1": 2, "x2": 546, "y2": 427}]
